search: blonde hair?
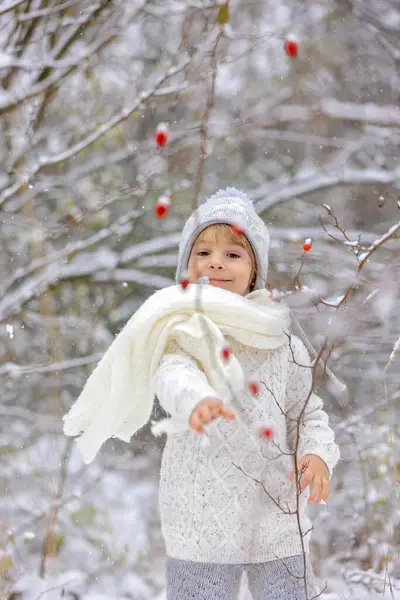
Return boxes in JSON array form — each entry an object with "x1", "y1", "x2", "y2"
[{"x1": 196, "y1": 224, "x2": 257, "y2": 291}]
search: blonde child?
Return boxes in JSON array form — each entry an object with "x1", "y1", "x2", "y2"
[
  {"x1": 63, "y1": 187, "x2": 340, "y2": 600},
  {"x1": 152, "y1": 188, "x2": 340, "y2": 599}
]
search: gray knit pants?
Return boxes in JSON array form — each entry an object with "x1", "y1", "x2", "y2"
[{"x1": 166, "y1": 554, "x2": 318, "y2": 600}]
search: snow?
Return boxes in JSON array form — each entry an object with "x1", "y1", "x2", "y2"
[
  {"x1": 8, "y1": 569, "x2": 400, "y2": 600},
  {"x1": 387, "y1": 336, "x2": 400, "y2": 368},
  {"x1": 1, "y1": 0, "x2": 400, "y2": 597},
  {"x1": 120, "y1": 233, "x2": 180, "y2": 264},
  {"x1": 93, "y1": 268, "x2": 174, "y2": 288},
  {"x1": 358, "y1": 220, "x2": 400, "y2": 262},
  {"x1": 320, "y1": 99, "x2": 400, "y2": 127},
  {"x1": 320, "y1": 294, "x2": 345, "y2": 306},
  {"x1": 60, "y1": 248, "x2": 119, "y2": 278}
]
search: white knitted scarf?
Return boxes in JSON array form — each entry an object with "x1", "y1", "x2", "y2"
[{"x1": 62, "y1": 284, "x2": 290, "y2": 464}]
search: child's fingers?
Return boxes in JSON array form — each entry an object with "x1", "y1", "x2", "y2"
[
  {"x1": 219, "y1": 406, "x2": 236, "y2": 420},
  {"x1": 189, "y1": 412, "x2": 205, "y2": 433},
  {"x1": 308, "y1": 475, "x2": 322, "y2": 504},
  {"x1": 189, "y1": 399, "x2": 235, "y2": 434},
  {"x1": 299, "y1": 468, "x2": 314, "y2": 492},
  {"x1": 317, "y1": 477, "x2": 330, "y2": 504},
  {"x1": 199, "y1": 406, "x2": 213, "y2": 424}
]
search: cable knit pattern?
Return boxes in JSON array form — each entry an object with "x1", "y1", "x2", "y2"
[
  {"x1": 153, "y1": 334, "x2": 340, "y2": 564},
  {"x1": 285, "y1": 338, "x2": 340, "y2": 477},
  {"x1": 153, "y1": 350, "x2": 226, "y2": 425},
  {"x1": 62, "y1": 284, "x2": 290, "y2": 464}
]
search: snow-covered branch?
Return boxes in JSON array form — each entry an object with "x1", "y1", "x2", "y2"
[
  {"x1": 0, "y1": 32, "x2": 117, "y2": 117},
  {"x1": 0, "y1": 352, "x2": 103, "y2": 377},
  {"x1": 0, "y1": 208, "x2": 143, "y2": 322},
  {"x1": 318, "y1": 217, "x2": 400, "y2": 308},
  {"x1": 358, "y1": 220, "x2": 400, "y2": 269},
  {"x1": 127, "y1": 226, "x2": 384, "y2": 269},
  {"x1": 350, "y1": 0, "x2": 400, "y2": 35},
  {"x1": 264, "y1": 99, "x2": 400, "y2": 128},
  {"x1": 120, "y1": 233, "x2": 181, "y2": 264},
  {"x1": 0, "y1": 58, "x2": 191, "y2": 207},
  {"x1": 0, "y1": 34, "x2": 115, "y2": 71},
  {"x1": 25, "y1": 143, "x2": 141, "y2": 196},
  {"x1": 93, "y1": 268, "x2": 174, "y2": 288},
  {"x1": 254, "y1": 167, "x2": 400, "y2": 213},
  {"x1": 2, "y1": 215, "x2": 390, "y2": 324},
  {"x1": 142, "y1": 0, "x2": 214, "y2": 18},
  {"x1": 385, "y1": 337, "x2": 400, "y2": 371}
]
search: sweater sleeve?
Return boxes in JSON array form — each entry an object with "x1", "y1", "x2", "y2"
[
  {"x1": 152, "y1": 339, "x2": 223, "y2": 424},
  {"x1": 285, "y1": 336, "x2": 340, "y2": 478}
]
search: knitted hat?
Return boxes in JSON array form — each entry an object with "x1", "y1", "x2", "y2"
[{"x1": 175, "y1": 187, "x2": 270, "y2": 290}]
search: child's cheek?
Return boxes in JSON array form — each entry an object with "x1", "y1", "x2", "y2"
[{"x1": 187, "y1": 257, "x2": 196, "y2": 280}]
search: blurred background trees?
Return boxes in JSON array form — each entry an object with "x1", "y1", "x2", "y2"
[{"x1": 0, "y1": 0, "x2": 399, "y2": 598}]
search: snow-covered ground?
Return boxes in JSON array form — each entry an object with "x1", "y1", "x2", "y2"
[{"x1": 3, "y1": 433, "x2": 399, "y2": 600}]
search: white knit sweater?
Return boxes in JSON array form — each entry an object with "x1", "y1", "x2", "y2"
[
  {"x1": 63, "y1": 284, "x2": 292, "y2": 463},
  {"x1": 153, "y1": 334, "x2": 340, "y2": 564}
]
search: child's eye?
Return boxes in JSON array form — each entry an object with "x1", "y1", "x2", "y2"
[{"x1": 197, "y1": 251, "x2": 240, "y2": 258}]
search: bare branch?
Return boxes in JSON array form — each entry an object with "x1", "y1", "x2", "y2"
[
  {"x1": 15, "y1": 0, "x2": 96, "y2": 21},
  {"x1": 317, "y1": 211, "x2": 400, "y2": 308},
  {"x1": 192, "y1": 27, "x2": 223, "y2": 209},
  {"x1": 0, "y1": 0, "x2": 27, "y2": 16}
]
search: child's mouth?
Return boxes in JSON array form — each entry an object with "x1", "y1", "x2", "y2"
[{"x1": 210, "y1": 279, "x2": 231, "y2": 284}]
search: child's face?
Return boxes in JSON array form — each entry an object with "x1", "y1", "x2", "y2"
[{"x1": 188, "y1": 226, "x2": 254, "y2": 296}]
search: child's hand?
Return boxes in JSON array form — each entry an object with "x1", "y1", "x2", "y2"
[
  {"x1": 189, "y1": 397, "x2": 236, "y2": 433},
  {"x1": 289, "y1": 454, "x2": 330, "y2": 505}
]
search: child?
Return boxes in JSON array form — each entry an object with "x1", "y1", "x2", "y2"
[
  {"x1": 152, "y1": 188, "x2": 340, "y2": 599},
  {"x1": 62, "y1": 187, "x2": 340, "y2": 600}
]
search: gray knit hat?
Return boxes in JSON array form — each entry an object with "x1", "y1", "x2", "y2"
[{"x1": 175, "y1": 187, "x2": 270, "y2": 290}]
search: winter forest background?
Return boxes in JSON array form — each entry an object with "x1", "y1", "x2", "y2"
[{"x1": 0, "y1": 0, "x2": 399, "y2": 599}]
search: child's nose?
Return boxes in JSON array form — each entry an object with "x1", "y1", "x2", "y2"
[{"x1": 209, "y1": 255, "x2": 225, "y2": 268}]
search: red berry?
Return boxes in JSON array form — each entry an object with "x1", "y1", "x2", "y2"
[
  {"x1": 303, "y1": 238, "x2": 312, "y2": 252},
  {"x1": 231, "y1": 223, "x2": 244, "y2": 236},
  {"x1": 154, "y1": 194, "x2": 170, "y2": 219},
  {"x1": 260, "y1": 425, "x2": 274, "y2": 440},
  {"x1": 155, "y1": 123, "x2": 169, "y2": 147},
  {"x1": 221, "y1": 346, "x2": 230, "y2": 361},
  {"x1": 180, "y1": 277, "x2": 190, "y2": 290},
  {"x1": 248, "y1": 380, "x2": 260, "y2": 395},
  {"x1": 154, "y1": 203, "x2": 168, "y2": 218},
  {"x1": 155, "y1": 131, "x2": 167, "y2": 147},
  {"x1": 284, "y1": 38, "x2": 298, "y2": 57}
]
